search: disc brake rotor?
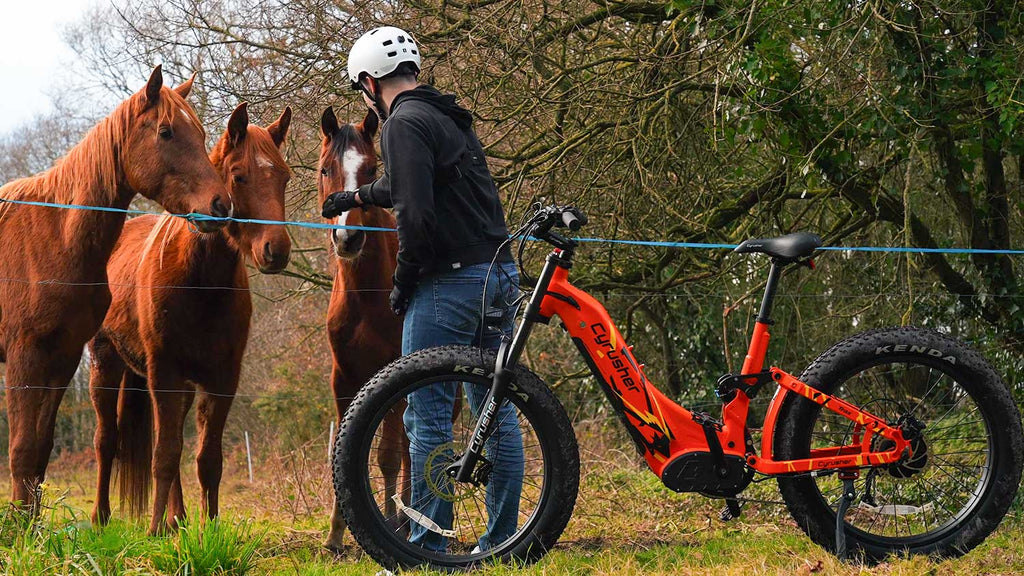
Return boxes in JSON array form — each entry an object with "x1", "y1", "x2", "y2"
[{"x1": 424, "y1": 442, "x2": 481, "y2": 503}]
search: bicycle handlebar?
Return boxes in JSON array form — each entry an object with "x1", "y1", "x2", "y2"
[
  {"x1": 530, "y1": 204, "x2": 586, "y2": 232},
  {"x1": 561, "y1": 209, "x2": 583, "y2": 231},
  {"x1": 522, "y1": 204, "x2": 587, "y2": 252}
]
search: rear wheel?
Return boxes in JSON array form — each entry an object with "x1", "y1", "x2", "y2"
[
  {"x1": 334, "y1": 345, "x2": 579, "y2": 571},
  {"x1": 775, "y1": 327, "x2": 1023, "y2": 561}
]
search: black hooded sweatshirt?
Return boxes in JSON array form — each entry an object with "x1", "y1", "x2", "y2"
[{"x1": 358, "y1": 85, "x2": 512, "y2": 287}]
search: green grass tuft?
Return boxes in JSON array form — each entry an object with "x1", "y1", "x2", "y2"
[
  {"x1": 158, "y1": 514, "x2": 265, "y2": 576},
  {"x1": 0, "y1": 492, "x2": 266, "y2": 576}
]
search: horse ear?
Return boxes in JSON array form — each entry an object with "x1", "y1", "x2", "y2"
[
  {"x1": 174, "y1": 72, "x2": 197, "y2": 99},
  {"x1": 144, "y1": 65, "x2": 163, "y2": 106},
  {"x1": 320, "y1": 107, "x2": 340, "y2": 140},
  {"x1": 228, "y1": 102, "x2": 249, "y2": 146},
  {"x1": 268, "y1": 106, "x2": 291, "y2": 148},
  {"x1": 359, "y1": 107, "x2": 379, "y2": 141}
]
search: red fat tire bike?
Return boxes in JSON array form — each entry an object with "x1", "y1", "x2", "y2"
[{"x1": 333, "y1": 205, "x2": 1023, "y2": 571}]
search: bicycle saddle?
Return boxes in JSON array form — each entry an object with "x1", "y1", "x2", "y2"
[{"x1": 733, "y1": 232, "x2": 822, "y2": 261}]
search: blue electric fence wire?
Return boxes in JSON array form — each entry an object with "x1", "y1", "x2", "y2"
[{"x1": 3, "y1": 197, "x2": 1024, "y2": 255}]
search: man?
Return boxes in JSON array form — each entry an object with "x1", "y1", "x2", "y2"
[{"x1": 322, "y1": 26, "x2": 524, "y2": 553}]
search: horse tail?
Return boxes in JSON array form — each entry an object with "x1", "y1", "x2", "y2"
[{"x1": 116, "y1": 371, "x2": 152, "y2": 518}]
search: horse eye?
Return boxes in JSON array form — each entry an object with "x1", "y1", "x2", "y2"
[
  {"x1": 233, "y1": 174, "x2": 246, "y2": 185},
  {"x1": 320, "y1": 167, "x2": 329, "y2": 176},
  {"x1": 158, "y1": 126, "x2": 173, "y2": 140}
]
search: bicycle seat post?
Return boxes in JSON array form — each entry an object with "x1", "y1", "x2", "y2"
[{"x1": 757, "y1": 259, "x2": 784, "y2": 324}]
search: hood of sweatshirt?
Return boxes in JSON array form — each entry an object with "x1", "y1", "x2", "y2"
[{"x1": 390, "y1": 84, "x2": 473, "y2": 129}]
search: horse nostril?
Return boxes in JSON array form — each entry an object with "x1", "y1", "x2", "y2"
[
  {"x1": 263, "y1": 241, "x2": 274, "y2": 263},
  {"x1": 211, "y1": 196, "x2": 229, "y2": 219},
  {"x1": 347, "y1": 230, "x2": 365, "y2": 247}
]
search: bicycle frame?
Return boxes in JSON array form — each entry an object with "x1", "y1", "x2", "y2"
[{"x1": 463, "y1": 246, "x2": 914, "y2": 490}]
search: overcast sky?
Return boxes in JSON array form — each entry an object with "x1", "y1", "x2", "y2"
[{"x1": 0, "y1": 1, "x2": 96, "y2": 133}]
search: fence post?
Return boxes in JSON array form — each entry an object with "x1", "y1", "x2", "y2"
[
  {"x1": 244, "y1": 431, "x2": 253, "y2": 484},
  {"x1": 328, "y1": 421, "x2": 336, "y2": 463}
]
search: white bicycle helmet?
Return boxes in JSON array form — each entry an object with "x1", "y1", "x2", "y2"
[{"x1": 347, "y1": 26, "x2": 421, "y2": 89}]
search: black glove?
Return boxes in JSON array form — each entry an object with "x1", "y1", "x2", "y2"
[
  {"x1": 389, "y1": 279, "x2": 416, "y2": 315},
  {"x1": 321, "y1": 191, "x2": 360, "y2": 218}
]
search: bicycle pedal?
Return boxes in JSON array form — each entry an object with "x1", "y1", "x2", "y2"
[{"x1": 691, "y1": 411, "x2": 723, "y2": 430}]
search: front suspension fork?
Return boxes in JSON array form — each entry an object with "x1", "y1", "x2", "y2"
[
  {"x1": 446, "y1": 340, "x2": 515, "y2": 484},
  {"x1": 446, "y1": 256, "x2": 557, "y2": 483}
]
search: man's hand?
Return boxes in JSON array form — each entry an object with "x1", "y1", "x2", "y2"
[
  {"x1": 389, "y1": 279, "x2": 416, "y2": 315},
  {"x1": 321, "y1": 191, "x2": 361, "y2": 218}
]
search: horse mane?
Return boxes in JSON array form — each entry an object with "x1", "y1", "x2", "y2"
[
  {"x1": 0, "y1": 86, "x2": 204, "y2": 209},
  {"x1": 139, "y1": 214, "x2": 187, "y2": 271},
  {"x1": 325, "y1": 124, "x2": 363, "y2": 163},
  {"x1": 210, "y1": 124, "x2": 291, "y2": 176}
]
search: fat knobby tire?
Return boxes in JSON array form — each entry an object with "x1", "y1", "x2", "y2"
[
  {"x1": 775, "y1": 326, "x2": 1023, "y2": 561},
  {"x1": 333, "y1": 345, "x2": 580, "y2": 571}
]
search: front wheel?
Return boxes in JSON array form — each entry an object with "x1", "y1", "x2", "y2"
[
  {"x1": 775, "y1": 326, "x2": 1023, "y2": 561},
  {"x1": 333, "y1": 345, "x2": 579, "y2": 571}
]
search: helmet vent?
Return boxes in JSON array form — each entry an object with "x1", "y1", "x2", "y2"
[
  {"x1": 411, "y1": 49, "x2": 418, "y2": 55},
  {"x1": 387, "y1": 51, "x2": 398, "y2": 57},
  {"x1": 383, "y1": 39, "x2": 393, "y2": 46},
  {"x1": 397, "y1": 36, "x2": 406, "y2": 43}
]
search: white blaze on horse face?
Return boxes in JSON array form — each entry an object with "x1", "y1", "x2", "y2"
[
  {"x1": 342, "y1": 149, "x2": 364, "y2": 193},
  {"x1": 333, "y1": 208, "x2": 351, "y2": 245},
  {"x1": 256, "y1": 155, "x2": 274, "y2": 168}
]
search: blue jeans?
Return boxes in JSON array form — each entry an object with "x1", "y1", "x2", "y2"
[{"x1": 402, "y1": 261, "x2": 523, "y2": 552}]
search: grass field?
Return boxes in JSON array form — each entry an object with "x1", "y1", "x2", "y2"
[{"x1": 1, "y1": 440, "x2": 1022, "y2": 576}]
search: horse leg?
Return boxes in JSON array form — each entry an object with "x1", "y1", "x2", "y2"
[
  {"x1": 166, "y1": 391, "x2": 195, "y2": 525},
  {"x1": 88, "y1": 335, "x2": 125, "y2": 525},
  {"x1": 195, "y1": 389, "x2": 233, "y2": 520},
  {"x1": 147, "y1": 365, "x2": 189, "y2": 536},
  {"x1": 378, "y1": 405, "x2": 406, "y2": 533},
  {"x1": 167, "y1": 473, "x2": 186, "y2": 526},
  {"x1": 325, "y1": 364, "x2": 352, "y2": 553},
  {"x1": 5, "y1": 342, "x2": 77, "y2": 511}
]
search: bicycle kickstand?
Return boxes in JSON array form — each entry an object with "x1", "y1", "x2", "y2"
[
  {"x1": 720, "y1": 498, "x2": 742, "y2": 522},
  {"x1": 835, "y1": 471, "x2": 859, "y2": 560}
]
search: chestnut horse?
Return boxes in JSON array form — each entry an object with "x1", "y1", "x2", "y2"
[
  {"x1": 0, "y1": 67, "x2": 229, "y2": 510},
  {"x1": 87, "y1": 101, "x2": 292, "y2": 534},
  {"x1": 318, "y1": 107, "x2": 408, "y2": 552}
]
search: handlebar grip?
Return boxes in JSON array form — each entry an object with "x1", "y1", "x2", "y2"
[{"x1": 562, "y1": 210, "x2": 581, "y2": 231}]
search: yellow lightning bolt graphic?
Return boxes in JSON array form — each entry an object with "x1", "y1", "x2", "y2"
[{"x1": 621, "y1": 397, "x2": 663, "y2": 430}]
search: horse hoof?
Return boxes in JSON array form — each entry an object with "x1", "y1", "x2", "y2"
[{"x1": 323, "y1": 541, "x2": 347, "y2": 556}]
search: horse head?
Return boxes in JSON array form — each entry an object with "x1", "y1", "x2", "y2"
[
  {"x1": 121, "y1": 67, "x2": 230, "y2": 232},
  {"x1": 318, "y1": 107, "x2": 381, "y2": 259},
  {"x1": 209, "y1": 102, "x2": 293, "y2": 273}
]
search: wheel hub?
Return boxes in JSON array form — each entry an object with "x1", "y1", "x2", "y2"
[
  {"x1": 879, "y1": 415, "x2": 928, "y2": 478},
  {"x1": 426, "y1": 442, "x2": 486, "y2": 502}
]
